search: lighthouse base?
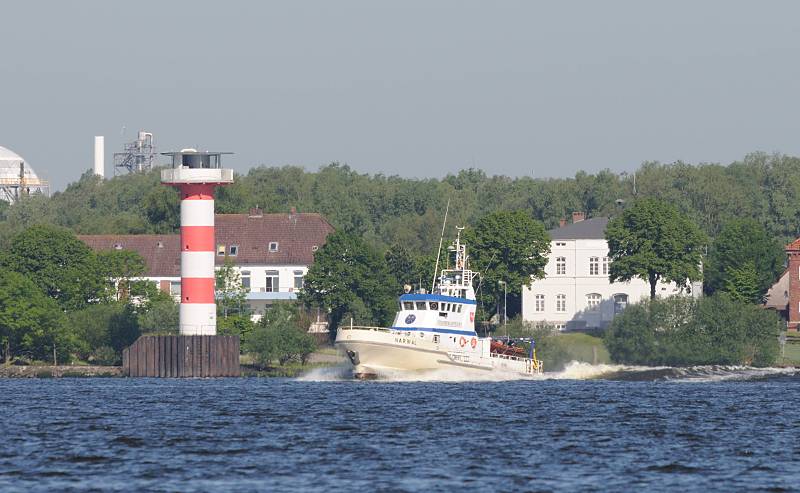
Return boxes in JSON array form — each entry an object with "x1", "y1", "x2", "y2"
[{"x1": 122, "y1": 335, "x2": 240, "y2": 377}]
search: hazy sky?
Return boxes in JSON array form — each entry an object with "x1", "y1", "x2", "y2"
[{"x1": 2, "y1": 1, "x2": 799, "y2": 190}]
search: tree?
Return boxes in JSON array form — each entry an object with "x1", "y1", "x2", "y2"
[
  {"x1": 244, "y1": 303, "x2": 316, "y2": 366},
  {"x1": 300, "y1": 230, "x2": 399, "y2": 336},
  {"x1": 463, "y1": 210, "x2": 550, "y2": 320},
  {"x1": 704, "y1": 218, "x2": 784, "y2": 301},
  {"x1": 384, "y1": 243, "x2": 432, "y2": 291},
  {"x1": 215, "y1": 257, "x2": 248, "y2": 318},
  {"x1": 68, "y1": 301, "x2": 141, "y2": 360},
  {"x1": 0, "y1": 270, "x2": 72, "y2": 364},
  {"x1": 606, "y1": 198, "x2": 706, "y2": 300},
  {"x1": 136, "y1": 298, "x2": 179, "y2": 334},
  {"x1": 604, "y1": 294, "x2": 780, "y2": 366},
  {"x1": 2, "y1": 224, "x2": 105, "y2": 310},
  {"x1": 96, "y1": 249, "x2": 146, "y2": 301}
]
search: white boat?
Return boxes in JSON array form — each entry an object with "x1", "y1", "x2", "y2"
[{"x1": 335, "y1": 230, "x2": 543, "y2": 379}]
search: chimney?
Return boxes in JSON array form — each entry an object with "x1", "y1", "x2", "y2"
[
  {"x1": 249, "y1": 206, "x2": 263, "y2": 218},
  {"x1": 572, "y1": 211, "x2": 585, "y2": 223},
  {"x1": 94, "y1": 136, "x2": 104, "y2": 178},
  {"x1": 559, "y1": 218, "x2": 567, "y2": 228}
]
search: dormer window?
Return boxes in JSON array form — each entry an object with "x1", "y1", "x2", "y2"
[
  {"x1": 113, "y1": 243, "x2": 123, "y2": 250},
  {"x1": 156, "y1": 241, "x2": 164, "y2": 248},
  {"x1": 217, "y1": 245, "x2": 226, "y2": 256},
  {"x1": 312, "y1": 245, "x2": 319, "y2": 252},
  {"x1": 269, "y1": 242, "x2": 279, "y2": 252},
  {"x1": 229, "y1": 245, "x2": 239, "y2": 256}
]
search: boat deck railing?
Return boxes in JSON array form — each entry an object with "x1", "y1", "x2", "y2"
[
  {"x1": 490, "y1": 352, "x2": 544, "y2": 374},
  {"x1": 338, "y1": 325, "x2": 391, "y2": 333}
]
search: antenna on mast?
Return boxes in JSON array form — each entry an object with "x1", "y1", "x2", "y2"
[{"x1": 431, "y1": 199, "x2": 450, "y2": 292}]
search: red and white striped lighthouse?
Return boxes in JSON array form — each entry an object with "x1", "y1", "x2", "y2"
[{"x1": 162, "y1": 149, "x2": 234, "y2": 335}]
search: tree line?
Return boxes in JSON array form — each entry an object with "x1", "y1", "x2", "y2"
[{"x1": 0, "y1": 152, "x2": 792, "y2": 366}]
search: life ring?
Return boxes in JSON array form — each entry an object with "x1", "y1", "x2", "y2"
[
  {"x1": 459, "y1": 336, "x2": 467, "y2": 347},
  {"x1": 470, "y1": 338, "x2": 477, "y2": 349}
]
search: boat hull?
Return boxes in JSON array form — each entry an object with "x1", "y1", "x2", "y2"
[{"x1": 335, "y1": 326, "x2": 541, "y2": 378}]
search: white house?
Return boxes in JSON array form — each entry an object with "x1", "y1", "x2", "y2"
[
  {"x1": 80, "y1": 208, "x2": 334, "y2": 323},
  {"x1": 521, "y1": 213, "x2": 700, "y2": 331}
]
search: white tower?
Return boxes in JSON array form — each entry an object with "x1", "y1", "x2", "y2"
[
  {"x1": 161, "y1": 149, "x2": 234, "y2": 335},
  {"x1": 94, "y1": 136, "x2": 105, "y2": 178}
]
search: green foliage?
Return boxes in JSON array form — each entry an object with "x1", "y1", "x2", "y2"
[
  {"x1": 96, "y1": 249, "x2": 147, "y2": 300},
  {"x1": 136, "y1": 298, "x2": 179, "y2": 334},
  {"x1": 464, "y1": 210, "x2": 550, "y2": 319},
  {"x1": 0, "y1": 269, "x2": 73, "y2": 363},
  {"x1": 2, "y1": 224, "x2": 105, "y2": 310},
  {"x1": 300, "y1": 230, "x2": 399, "y2": 336},
  {"x1": 244, "y1": 303, "x2": 316, "y2": 366},
  {"x1": 704, "y1": 219, "x2": 784, "y2": 302},
  {"x1": 384, "y1": 243, "x2": 433, "y2": 291},
  {"x1": 606, "y1": 198, "x2": 706, "y2": 299},
  {"x1": 217, "y1": 314, "x2": 255, "y2": 347},
  {"x1": 91, "y1": 345, "x2": 118, "y2": 366},
  {"x1": 215, "y1": 257, "x2": 248, "y2": 318},
  {"x1": 604, "y1": 294, "x2": 780, "y2": 366},
  {"x1": 68, "y1": 301, "x2": 141, "y2": 359}
]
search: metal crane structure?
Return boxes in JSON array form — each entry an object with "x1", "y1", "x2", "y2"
[{"x1": 113, "y1": 131, "x2": 156, "y2": 174}]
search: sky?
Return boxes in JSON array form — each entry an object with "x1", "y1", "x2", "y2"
[{"x1": 1, "y1": 1, "x2": 799, "y2": 191}]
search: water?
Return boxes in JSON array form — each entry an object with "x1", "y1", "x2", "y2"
[{"x1": 1, "y1": 365, "x2": 799, "y2": 492}]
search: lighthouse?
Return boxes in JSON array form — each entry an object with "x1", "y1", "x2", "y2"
[{"x1": 161, "y1": 149, "x2": 234, "y2": 335}]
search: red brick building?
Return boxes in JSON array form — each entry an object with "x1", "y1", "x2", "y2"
[{"x1": 764, "y1": 239, "x2": 800, "y2": 331}]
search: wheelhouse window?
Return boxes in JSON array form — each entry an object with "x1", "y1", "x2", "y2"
[
  {"x1": 556, "y1": 294, "x2": 566, "y2": 313},
  {"x1": 415, "y1": 302, "x2": 426, "y2": 310},
  {"x1": 241, "y1": 270, "x2": 251, "y2": 291},
  {"x1": 587, "y1": 293, "x2": 602, "y2": 310},
  {"x1": 402, "y1": 301, "x2": 414, "y2": 310},
  {"x1": 556, "y1": 257, "x2": 566, "y2": 275},
  {"x1": 614, "y1": 293, "x2": 628, "y2": 314},
  {"x1": 265, "y1": 270, "x2": 279, "y2": 292},
  {"x1": 535, "y1": 294, "x2": 545, "y2": 312},
  {"x1": 589, "y1": 257, "x2": 599, "y2": 275}
]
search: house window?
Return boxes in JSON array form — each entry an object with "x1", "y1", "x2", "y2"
[
  {"x1": 555, "y1": 242, "x2": 567, "y2": 247},
  {"x1": 556, "y1": 294, "x2": 566, "y2": 313},
  {"x1": 587, "y1": 293, "x2": 602, "y2": 310},
  {"x1": 613, "y1": 293, "x2": 628, "y2": 314},
  {"x1": 229, "y1": 245, "x2": 239, "y2": 256},
  {"x1": 170, "y1": 281, "x2": 181, "y2": 297},
  {"x1": 269, "y1": 242, "x2": 279, "y2": 252},
  {"x1": 265, "y1": 270, "x2": 279, "y2": 292},
  {"x1": 241, "y1": 270, "x2": 251, "y2": 291},
  {"x1": 603, "y1": 257, "x2": 609, "y2": 275},
  {"x1": 217, "y1": 244, "x2": 226, "y2": 256},
  {"x1": 293, "y1": 270, "x2": 304, "y2": 291},
  {"x1": 535, "y1": 294, "x2": 545, "y2": 312},
  {"x1": 556, "y1": 257, "x2": 566, "y2": 275},
  {"x1": 589, "y1": 257, "x2": 599, "y2": 275}
]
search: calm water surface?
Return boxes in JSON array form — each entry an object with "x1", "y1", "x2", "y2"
[{"x1": 1, "y1": 369, "x2": 799, "y2": 492}]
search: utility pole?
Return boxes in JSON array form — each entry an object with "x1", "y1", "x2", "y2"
[{"x1": 498, "y1": 280, "x2": 507, "y2": 339}]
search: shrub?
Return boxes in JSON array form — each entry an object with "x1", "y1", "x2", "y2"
[{"x1": 605, "y1": 294, "x2": 780, "y2": 367}]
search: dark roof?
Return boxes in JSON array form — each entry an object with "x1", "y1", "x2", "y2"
[
  {"x1": 79, "y1": 212, "x2": 334, "y2": 277},
  {"x1": 79, "y1": 235, "x2": 181, "y2": 277},
  {"x1": 215, "y1": 213, "x2": 334, "y2": 266},
  {"x1": 548, "y1": 217, "x2": 609, "y2": 240}
]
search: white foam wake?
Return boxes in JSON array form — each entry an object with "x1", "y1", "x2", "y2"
[{"x1": 295, "y1": 361, "x2": 798, "y2": 383}]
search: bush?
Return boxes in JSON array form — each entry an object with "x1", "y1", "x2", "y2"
[
  {"x1": 91, "y1": 345, "x2": 118, "y2": 366},
  {"x1": 604, "y1": 294, "x2": 780, "y2": 367},
  {"x1": 244, "y1": 303, "x2": 317, "y2": 366}
]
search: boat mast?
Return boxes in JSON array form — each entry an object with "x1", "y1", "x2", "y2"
[{"x1": 431, "y1": 198, "x2": 450, "y2": 293}]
